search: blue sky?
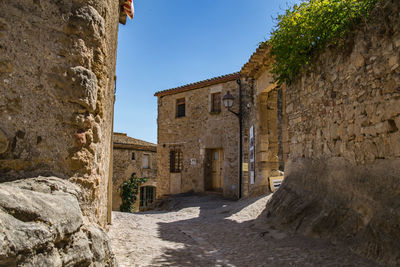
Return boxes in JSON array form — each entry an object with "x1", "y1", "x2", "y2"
[{"x1": 114, "y1": 0, "x2": 300, "y2": 143}]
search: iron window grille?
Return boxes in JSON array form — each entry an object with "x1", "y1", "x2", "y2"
[{"x1": 170, "y1": 149, "x2": 183, "y2": 173}]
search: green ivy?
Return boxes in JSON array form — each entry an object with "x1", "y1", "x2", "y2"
[
  {"x1": 120, "y1": 174, "x2": 148, "y2": 213},
  {"x1": 269, "y1": 0, "x2": 379, "y2": 85}
]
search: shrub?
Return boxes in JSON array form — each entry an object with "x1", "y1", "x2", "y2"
[
  {"x1": 269, "y1": 0, "x2": 379, "y2": 84},
  {"x1": 120, "y1": 174, "x2": 148, "y2": 212}
]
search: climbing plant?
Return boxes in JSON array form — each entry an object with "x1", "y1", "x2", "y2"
[
  {"x1": 120, "y1": 174, "x2": 148, "y2": 212},
  {"x1": 269, "y1": 0, "x2": 379, "y2": 85}
]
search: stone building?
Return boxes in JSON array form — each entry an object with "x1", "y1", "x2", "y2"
[
  {"x1": 155, "y1": 63, "x2": 286, "y2": 199},
  {"x1": 112, "y1": 133, "x2": 157, "y2": 211},
  {"x1": 155, "y1": 73, "x2": 241, "y2": 199},
  {"x1": 0, "y1": 0, "x2": 132, "y2": 265}
]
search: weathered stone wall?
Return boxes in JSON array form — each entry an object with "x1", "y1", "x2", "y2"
[
  {"x1": 241, "y1": 70, "x2": 282, "y2": 197},
  {"x1": 0, "y1": 0, "x2": 121, "y2": 226},
  {"x1": 157, "y1": 79, "x2": 240, "y2": 198},
  {"x1": 267, "y1": 1, "x2": 400, "y2": 265},
  {"x1": 112, "y1": 133, "x2": 157, "y2": 211}
]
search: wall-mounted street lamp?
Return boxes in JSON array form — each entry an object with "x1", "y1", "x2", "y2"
[
  {"x1": 222, "y1": 79, "x2": 243, "y2": 199},
  {"x1": 222, "y1": 91, "x2": 235, "y2": 110}
]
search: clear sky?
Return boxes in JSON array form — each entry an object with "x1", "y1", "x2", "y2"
[{"x1": 114, "y1": 0, "x2": 300, "y2": 144}]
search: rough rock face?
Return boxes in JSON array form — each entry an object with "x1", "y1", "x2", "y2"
[
  {"x1": 267, "y1": 0, "x2": 400, "y2": 265},
  {"x1": 0, "y1": 0, "x2": 121, "y2": 226},
  {"x1": 0, "y1": 0, "x2": 125, "y2": 265},
  {"x1": 267, "y1": 158, "x2": 400, "y2": 265},
  {"x1": 0, "y1": 176, "x2": 117, "y2": 266}
]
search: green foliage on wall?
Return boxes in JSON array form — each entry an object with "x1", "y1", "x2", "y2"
[
  {"x1": 120, "y1": 174, "x2": 148, "y2": 212},
  {"x1": 269, "y1": 0, "x2": 379, "y2": 84}
]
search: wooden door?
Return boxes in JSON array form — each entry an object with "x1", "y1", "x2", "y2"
[
  {"x1": 211, "y1": 149, "x2": 223, "y2": 191},
  {"x1": 204, "y1": 150, "x2": 213, "y2": 191},
  {"x1": 140, "y1": 186, "x2": 156, "y2": 209},
  {"x1": 170, "y1": 173, "x2": 181, "y2": 195}
]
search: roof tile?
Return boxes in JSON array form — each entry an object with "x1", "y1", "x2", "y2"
[{"x1": 154, "y1": 72, "x2": 240, "y2": 97}]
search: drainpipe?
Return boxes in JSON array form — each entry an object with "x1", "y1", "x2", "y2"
[{"x1": 237, "y1": 78, "x2": 243, "y2": 199}]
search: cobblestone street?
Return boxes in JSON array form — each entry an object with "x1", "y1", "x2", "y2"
[{"x1": 109, "y1": 194, "x2": 377, "y2": 267}]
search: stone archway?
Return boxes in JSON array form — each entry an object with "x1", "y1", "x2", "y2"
[{"x1": 255, "y1": 87, "x2": 281, "y2": 184}]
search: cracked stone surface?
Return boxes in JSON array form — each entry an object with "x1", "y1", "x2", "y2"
[
  {"x1": 109, "y1": 194, "x2": 377, "y2": 266},
  {"x1": 0, "y1": 176, "x2": 117, "y2": 266}
]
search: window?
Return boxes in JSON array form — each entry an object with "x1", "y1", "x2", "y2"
[
  {"x1": 214, "y1": 151, "x2": 219, "y2": 160},
  {"x1": 170, "y1": 149, "x2": 183, "y2": 173},
  {"x1": 142, "y1": 154, "x2": 150, "y2": 169},
  {"x1": 211, "y1": 92, "x2": 221, "y2": 113},
  {"x1": 131, "y1": 152, "x2": 135, "y2": 160},
  {"x1": 176, "y1": 98, "x2": 185, "y2": 117}
]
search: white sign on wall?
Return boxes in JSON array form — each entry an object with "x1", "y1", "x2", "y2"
[
  {"x1": 249, "y1": 126, "x2": 255, "y2": 184},
  {"x1": 190, "y1": 158, "x2": 197, "y2": 166}
]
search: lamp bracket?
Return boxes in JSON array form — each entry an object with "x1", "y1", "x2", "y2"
[{"x1": 228, "y1": 108, "x2": 240, "y2": 118}]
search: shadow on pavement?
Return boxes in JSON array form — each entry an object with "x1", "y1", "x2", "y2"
[{"x1": 147, "y1": 193, "x2": 377, "y2": 267}]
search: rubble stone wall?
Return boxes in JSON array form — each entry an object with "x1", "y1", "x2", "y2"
[
  {"x1": 267, "y1": 1, "x2": 400, "y2": 265},
  {"x1": 157, "y1": 79, "x2": 240, "y2": 198},
  {"x1": 0, "y1": 0, "x2": 121, "y2": 226}
]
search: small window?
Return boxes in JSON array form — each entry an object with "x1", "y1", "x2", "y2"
[
  {"x1": 211, "y1": 92, "x2": 221, "y2": 113},
  {"x1": 131, "y1": 152, "x2": 135, "y2": 160},
  {"x1": 142, "y1": 154, "x2": 150, "y2": 169},
  {"x1": 176, "y1": 98, "x2": 185, "y2": 118},
  {"x1": 214, "y1": 151, "x2": 219, "y2": 160},
  {"x1": 170, "y1": 149, "x2": 183, "y2": 173}
]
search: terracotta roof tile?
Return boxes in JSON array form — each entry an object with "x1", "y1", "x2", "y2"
[
  {"x1": 113, "y1": 133, "x2": 156, "y2": 147},
  {"x1": 154, "y1": 72, "x2": 240, "y2": 97}
]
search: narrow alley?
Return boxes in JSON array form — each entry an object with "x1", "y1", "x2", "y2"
[{"x1": 109, "y1": 194, "x2": 376, "y2": 266}]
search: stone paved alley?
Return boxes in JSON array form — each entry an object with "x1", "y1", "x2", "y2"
[{"x1": 109, "y1": 194, "x2": 377, "y2": 266}]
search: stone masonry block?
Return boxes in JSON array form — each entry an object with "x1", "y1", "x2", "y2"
[
  {"x1": 68, "y1": 66, "x2": 99, "y2": 112},
  {"x1": 67, "y1": 5, "x2": 105, "y2": 41},
  {"x1": 0, "y1": 129, "x2": 8, "y2": 154},
  {"x1": 0, "y1": 60, "x2": 13, "y2": 73}
]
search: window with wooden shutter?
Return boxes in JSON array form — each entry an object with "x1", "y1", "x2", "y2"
[
  {"x1": 211, "y1": 92, "x2": 221, "y2": 113},
  {"x1": 142, "y1": 154, "x2": 150, "y2": 169},
  {"x1": 176, "y1": 98, "x2": 185, "y2": 118},
  {"x1": 170, "y1": 149, "x2": 182, "y2": 173}
]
